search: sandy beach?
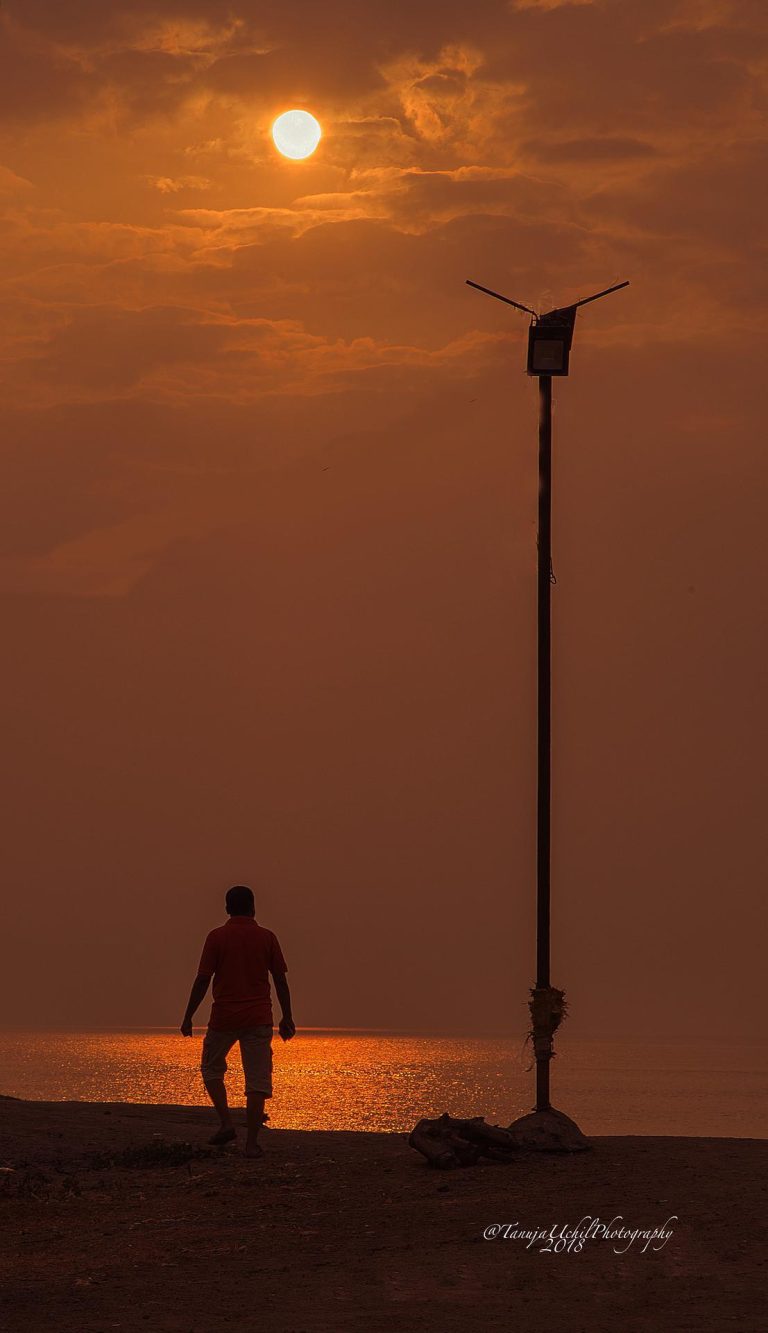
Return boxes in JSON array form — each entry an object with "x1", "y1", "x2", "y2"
[{"x1": 1, "y1": 1096, "x2": 764, "y2": 1332}]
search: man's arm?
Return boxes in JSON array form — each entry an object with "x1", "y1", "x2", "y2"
[
  {"x1": 180, "y1": 975, "x2": 210, "y2": 1037},
  {"x1": 273, "y1": 972, "x2": 295, "y2": 1041}
]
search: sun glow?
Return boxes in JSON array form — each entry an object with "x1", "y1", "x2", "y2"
[{"x1": 271, "y1": 109, "x2": 322, "y2": 160}]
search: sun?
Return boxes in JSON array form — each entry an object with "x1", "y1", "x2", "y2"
[{"x1": 271, "y1": 109, "x2": 322, "y2": 160}]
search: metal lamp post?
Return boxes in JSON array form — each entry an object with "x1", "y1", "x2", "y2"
[{"x1": 466, "y1": 277, "x2": 629, "y2": 1148}]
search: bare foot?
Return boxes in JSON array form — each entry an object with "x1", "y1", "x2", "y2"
[
  {"x1": 208, "y1": 1126, "x2": 236, "y2": 1146},
  {"x1": 245, "y1": 1142, "x2": 264, "y2": 1159}
]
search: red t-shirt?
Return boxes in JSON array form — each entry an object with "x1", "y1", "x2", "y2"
[{"x1": 196, "y1": 917, "x2": 288, "y2": 1030}]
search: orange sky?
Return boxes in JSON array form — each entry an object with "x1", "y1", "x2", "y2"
[{"x1": 0, "y1": 0, "x2": 766, "y2": 1037}]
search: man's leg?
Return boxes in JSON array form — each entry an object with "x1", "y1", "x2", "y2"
[
  {"x1": 201, "y1": 1030, "x2": 237, "y2": 1144},
  {"x1": 246, "y1": 1094, "x2": 266, "y2": 1156},
  {"x1": 240, "y1": 1027, "x2": 273, "y2": 1158},
  {"x1": 205, "y1": 1078, "x2": 233, "y2": 1129}
]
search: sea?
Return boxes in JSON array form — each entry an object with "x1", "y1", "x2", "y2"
[{"x1": 1, "y1": 1031, "x2": 765, "y2": 1138}]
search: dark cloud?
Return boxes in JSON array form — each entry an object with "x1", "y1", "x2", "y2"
[
  {"x1": 586, "y1": 140, "x2": 768, "y2": 248},
  {"x1": 0, "y1": 18, "x2": 88, "y2": 121},
  {"x1": 520, "y1": 136, "x2": 659, "y2": 162},
  {"x1": 30, "y1": 305, "x2": 230, "y2": 390},
  {"x1": 202, "y1": 47, "x2": 385, "y2": 106}
]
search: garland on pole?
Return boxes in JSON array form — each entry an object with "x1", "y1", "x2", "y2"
[{"x1": 526, "y1": 986, "x2": 568, "y2": 1069}]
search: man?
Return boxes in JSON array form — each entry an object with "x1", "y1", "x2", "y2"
[{"x1": 181, "y1": 885, "x2": 295, "y2": 1158}]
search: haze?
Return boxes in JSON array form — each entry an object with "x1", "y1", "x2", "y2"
[{"x1": 0, "y1": 0, "x2": 766, "y2": 1038}]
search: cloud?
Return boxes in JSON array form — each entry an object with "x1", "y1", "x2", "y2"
[
  {"x1": 4, "y1": 297, "x2": 512, "y2": 409},
  {"x1": 0, "y1": 0, "x2": 764, "y2": 1053},
  {"x1": 657, "y1": 0, "x2": 766, "y2": 34},
  {"x1": 0, "y1": 504, "x2": 227, "y2": 597},
  {"x1": 0, "y1": 165, "x2": 34, "y2": 193},
  {"x1": 0, "y1": 0, "x2": 765, "y2": 426},
  {"x1": 510, "y1": 0, "x2": 595, "y2": 8},
  {"x1": 519, "y1": 136, "x2": 659, "y2": 162},
  {"x1": 146, "y1": 175, "x2": 211, "y2": 193}
]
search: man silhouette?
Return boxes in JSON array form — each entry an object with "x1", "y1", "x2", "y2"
[{"x1": 181, "y1": 885, "x2": 295, "y2": 1158}]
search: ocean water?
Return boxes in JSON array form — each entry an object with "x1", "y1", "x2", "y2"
[{"x1": 0, "y1": 1030, "x2": 765, "y2": 1138}]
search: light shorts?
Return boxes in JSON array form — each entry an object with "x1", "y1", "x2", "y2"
[{"x1": 201, "y1": 1025, "x2": 274, "y2": 1097}]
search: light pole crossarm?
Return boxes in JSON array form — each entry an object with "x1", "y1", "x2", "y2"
[
  {"x1": 569, "y1": 280, "x2": 630, "y2": 311},
  {"x1": 465, "y1": 280, "x2": 537, "y2": 317}
]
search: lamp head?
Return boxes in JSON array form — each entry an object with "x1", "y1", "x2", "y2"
[
  {"x1": 465, "y1": 278, "x2": 628, "y2": 378},
  {"x1": 527, "y1": 306, "x2": 577, "y2": 377}
]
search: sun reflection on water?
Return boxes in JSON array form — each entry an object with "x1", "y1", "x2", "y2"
[
  {"x1": 0, "y1": 1030, "x2": 526, "y2": 1131},
  {"x1": 1, "y1": 1030, "x2": 766, "y2": 1136}
]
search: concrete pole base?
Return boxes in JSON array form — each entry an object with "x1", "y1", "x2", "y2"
[{"x1": 508, "y1": 1106, "x2": 591, "y2": 1152}]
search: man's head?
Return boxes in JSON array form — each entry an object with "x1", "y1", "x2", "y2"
[{"x1": 225, "y1": 885, "x2": 255, "y2": 917}]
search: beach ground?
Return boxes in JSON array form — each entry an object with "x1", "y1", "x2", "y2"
[{"x1": 1, "y1": 1097, "x2": 764, "y2": 1332}]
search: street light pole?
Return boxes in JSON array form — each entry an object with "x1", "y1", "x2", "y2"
[
  {"x1": 466, "y1": 276, "x2": 629, "y2": 1148},
  {"x1": 536, "y1": 372, "x2": 552, "y2": 1113}
]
